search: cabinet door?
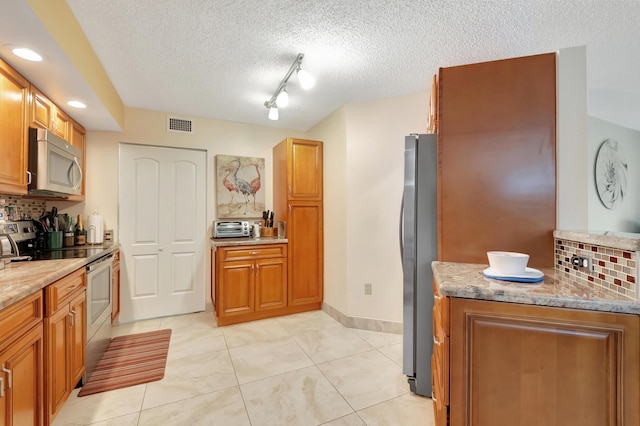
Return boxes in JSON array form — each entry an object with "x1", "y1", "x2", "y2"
[
  {"x1": 51, "y1": 108, "x2": 69, "y2": 141},
  {"x1": 68, "y1": 291, "x2": 86, "y2": 388},
  {"x1": 0, "y1": 58, "x2": 29, "y2": 194},
  {"x1": 45, "y1": 308, "x2": 69, "y2": 422},
  {"x1": 0, "y1": 325, "x2": 43, "y2": 426},
  {"x1": 30, "y1": 87, "x2": 53, "y2": 130},
  {"x1": 287, "y1": 138, "x2": 323, "y2": 200},
  {"x1": 450, "y1": 298, "x2": 640, "y2": 426},
  {"x1": 255, "y1": 257, "x2": 287, "y2": 311},
  {"x1": 217, "y1": 260, "x2": 254, "y2": 317},
  {"x1": 288, "y1": 202, "x2": 323, "y2": 306}
]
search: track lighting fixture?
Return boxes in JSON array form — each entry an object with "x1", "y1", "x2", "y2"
[{"x1": 264, "y1": 53, "x2": 314, "y2": 121}]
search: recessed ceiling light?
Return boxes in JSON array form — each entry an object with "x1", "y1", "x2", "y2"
[
  {"x1": 12, "y1": 48, "x2": 43, "y2": 62},
  {"x1": 67, "y1": 100, "x2": 87, "y2": 109}
]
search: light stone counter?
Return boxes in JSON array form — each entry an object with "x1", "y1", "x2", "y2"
[
  {"x1": 433, "y1": 261, "x2": 640, "y2": 315},
  {"x1": 210, "y1": 237, "x2": 288, "y2": 248},
  {"x1": 0, "y1": 245, "x2": 120, "y2": 311}
]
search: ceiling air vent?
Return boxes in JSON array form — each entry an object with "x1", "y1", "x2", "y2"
[{"x1": 167, "y1": 116, "x2": 194, "y2": 134}]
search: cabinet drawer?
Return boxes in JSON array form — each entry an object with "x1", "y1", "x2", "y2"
[
  {"x1": 218, "y1": 244, "x2": 286, "y2": 262},
  {"x1": 0, "y1": 291, "x2": 43, "y2": 350},
  {"x1": 45, "y1": 268, "x2": 86, "y2": 315}
]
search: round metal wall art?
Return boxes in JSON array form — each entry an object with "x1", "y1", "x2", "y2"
[{"x1": 595, "y1": 138, "x2": 628, "y2": 210}]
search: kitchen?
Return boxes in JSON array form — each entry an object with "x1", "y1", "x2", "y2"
[{"x1": 2, "y1": 0, "x2": 640, "y2": 425}]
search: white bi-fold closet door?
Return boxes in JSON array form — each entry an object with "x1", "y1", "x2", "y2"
[{"x1": 119, "y1": 143, "x2": 206, "y2": 323}]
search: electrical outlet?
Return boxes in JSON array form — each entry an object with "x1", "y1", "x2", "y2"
[
  {"x1": 364, "y1": 283, "x2": 372, "y2": 295},
  {"x1": 570, "y1": 255, "x2": 593, "y2": 271}
]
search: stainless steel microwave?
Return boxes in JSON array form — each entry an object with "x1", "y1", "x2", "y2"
[{"x1": 28, "y1": 128, "x2": 83, "y2": 197}]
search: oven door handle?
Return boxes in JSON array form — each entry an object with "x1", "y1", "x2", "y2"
[{"x1": 87, "y1": 254, "x2": 114, "y2": 273}]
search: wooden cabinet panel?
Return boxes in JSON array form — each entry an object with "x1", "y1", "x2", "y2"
[
  {"x1": 43, "y1": 269, "x2": 87, "y2": 425},
  {"x1": 0, "y1": 57, "x2": 29, "y2": 194},
  {"x1": 45, "y1": 268, "x2": 85, "y2": 316},
  {"x1": 30, "y1": 88, "x2": 52, "y2": 130},
  {"x1": 218, "y1": 260, "x2": 254, "y2": 316},
  {"x1": 449, "y1": 298, "x2": 640, "y2": 426},
  {"x1": 68, "y1": 291, "x2": 86, "y2": 388},
  {"x1": 51, "y1": 108, "x2": 69, "y2": 141},
  {"x1": 0, "y1": 292, "x2": 43, "y2": 346},
  {"x1": 288, "y1": 138, "x2": 323, "y2": 200},
  {"x1": 0, "y1": 324, "x2": 44, "y2": 426},
  {"x1": 273, "y1": 137, "x2": 323, "y2": 314},
  {"x1": 287, "y1": 202, "x2": 323, "y2": 306},
  {"x1": 255, "y1": 257, "x2": 287, "y2": 311},
  {"x1": 438, "y1": 53, "x2": 556, "y2": 267},
  {"x1": 45, "y1": 308, "x2": 69, "y2": 420}
]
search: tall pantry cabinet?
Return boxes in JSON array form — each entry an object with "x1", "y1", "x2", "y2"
[{"x1": 273, "y1": 138, "x2": 323, "y2": 310}]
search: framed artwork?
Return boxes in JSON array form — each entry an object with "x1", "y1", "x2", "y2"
[
  {"x1": 595, "y1": 138, "x2": 628, "y2": 210},
  {"x1": 216, "y1": 154, "x2": 265, "y2": 218}
]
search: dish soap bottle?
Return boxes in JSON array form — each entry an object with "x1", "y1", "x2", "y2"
[{"x1": 75, "y1": 214, "x2": 86, "y2": 246}]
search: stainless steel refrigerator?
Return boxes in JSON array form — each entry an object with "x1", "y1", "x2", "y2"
[{"x1": 401, "y1": 133, "x2": 437, "y2": 396}]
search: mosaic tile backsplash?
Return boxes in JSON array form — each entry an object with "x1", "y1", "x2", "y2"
[
  {"x1": 0, "y1": 194, "x2": 46, "y2": 220},
  {"x1": 555, "y1": 238, "x2": 638, "y2": 300}
]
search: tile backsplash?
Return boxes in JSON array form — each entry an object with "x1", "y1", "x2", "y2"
[
  {"x1": 0, "y1": 194, "x2": 46, "y2": 220},
  {"x1": 555, "y1": 238, "x2": 638, "y2": 300}
]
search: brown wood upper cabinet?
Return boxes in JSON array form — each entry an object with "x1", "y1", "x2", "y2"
[
  {"x1": 30, "y1": 86, "x2": 70, "y2": 142},
  {"x1": 0, "y1": 57, "x2": 30, "y2": 195}
]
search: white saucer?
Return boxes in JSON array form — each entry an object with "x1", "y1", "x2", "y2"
[{"x1": 482, "y1": 267, "x2": 544, "y2": 283}]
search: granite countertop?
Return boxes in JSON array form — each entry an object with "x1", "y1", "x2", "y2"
[
  {"x1": 210, "y1": 237, "x2": 288, "y2": 248},
  {"x1": 432, "y1": 261, "x2": 640, "y2": 315},
  {"x1": 0, "y1": 245, "x2": 119, "y2": 311}
]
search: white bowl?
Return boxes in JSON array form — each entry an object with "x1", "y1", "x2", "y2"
[{"x1": 487, "y1": 251, "x2": 529, "y2": 276}]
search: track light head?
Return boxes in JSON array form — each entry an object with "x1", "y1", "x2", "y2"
[{"x1": 264, "y1": 53, "x2": 314, "y2": 120}]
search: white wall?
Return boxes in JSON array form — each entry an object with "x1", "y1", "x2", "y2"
[
  {"x1": 307, "y1": 107, "x2": 349, "y2": 314},
  {"x1": 588, "y1": 116, "x2": 640, "y2": 232},
  {"x1": 556, "y1": 46, "x2": 588, "y2": 229},
  {"x1": 309, "y1": 92, "x2": 429, "y2": 323}
]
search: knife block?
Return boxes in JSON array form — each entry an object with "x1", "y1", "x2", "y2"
[{"x1": 261, "y1": 227, "x2": 276, "y2": 237}]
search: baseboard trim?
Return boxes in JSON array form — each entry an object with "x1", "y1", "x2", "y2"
[{"x1": 321, "y1": 302, "x2": 403, "y2": 334}]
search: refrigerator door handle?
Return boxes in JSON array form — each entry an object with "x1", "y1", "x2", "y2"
[{"x1": 399, "y1": 194, "x2": 404, "y2": 261}]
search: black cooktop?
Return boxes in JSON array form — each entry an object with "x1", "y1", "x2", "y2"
[{"x1": 23, "y1": 247, "x2": 108, "y2": 261}]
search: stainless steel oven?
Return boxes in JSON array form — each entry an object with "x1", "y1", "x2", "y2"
[{"x1": 85, "y1": 253, "x2": 113, "y2": 380}]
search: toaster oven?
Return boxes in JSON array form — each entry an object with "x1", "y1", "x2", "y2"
[{"x1": 213, "y1": 220, "x2": 250, "y2": 238}]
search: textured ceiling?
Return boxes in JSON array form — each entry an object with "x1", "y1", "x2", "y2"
[{"x1": 2, "y1": 1, "x2": 640, "y2": 132}]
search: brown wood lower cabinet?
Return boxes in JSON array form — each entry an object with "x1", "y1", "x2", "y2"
[
  {"x1": 214, "y1": 244, "x2": 288, "y2": 326},
  {"x1": 44, "y1": 269, "x2": 86, "y2": 425},
  {"x1": 0, "y1": 291, "x2": 44, "y2": 426},
  {"x1": 436, "y1": 297, "x2": 640, "y2": 426}
]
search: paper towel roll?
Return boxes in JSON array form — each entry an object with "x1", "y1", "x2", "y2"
[{"x1": 87, "y1": 213, "x2": 104, "y2": 244}]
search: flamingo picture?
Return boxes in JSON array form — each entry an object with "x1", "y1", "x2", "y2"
[{"x1": 216, "y1": 155, "x2": 265, "y2": 218}]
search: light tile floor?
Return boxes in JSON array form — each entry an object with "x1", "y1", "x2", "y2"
[{"x1": 53, "y1": 308, "x2": 434, "y2": 426}]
